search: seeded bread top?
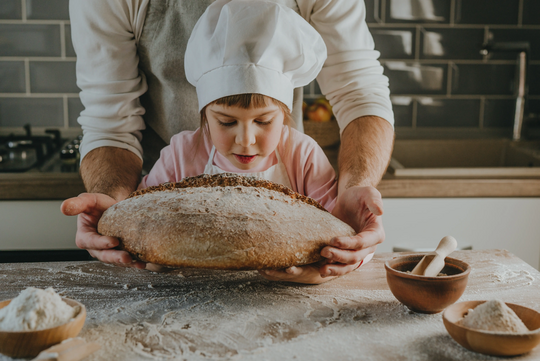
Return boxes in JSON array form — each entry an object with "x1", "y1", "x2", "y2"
[{"x1": 128, "y1": 173, "x2": 327, "y2": 211}]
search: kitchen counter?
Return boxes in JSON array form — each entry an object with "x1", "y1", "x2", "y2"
[
  {"x1": 0, "y1": 249, "x2": 538, "y2": 360},
  {"x1": 2, "y1": 165, "x2": 539, "y2": 200}
]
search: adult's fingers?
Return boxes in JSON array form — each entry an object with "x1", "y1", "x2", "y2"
[
  {"x1": 319, "y1": 259, "x2": 363, "y2": 278},
  {"x1": 359, "y1": 186, "x2": 384, "y2": 216},
  {"x1": 61, "y1": 193, "x2": 117, "y2": 217},
  {"x1": 258, "y1": 267, "x2": 301, "y2": 281},
  {"x1": 321, "y1": 244, "x2": 378, "y2": 266},
  {"x1": 88, "y1": 249, "x2": 145, "y2": 269},
  {"x1": 323, "y1": 220, "x2": 384, "y2": 257}
]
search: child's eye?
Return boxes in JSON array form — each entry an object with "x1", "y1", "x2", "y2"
[
  {"x1": 256, "y1": 119, "x2": 272, "y2": 125},
  {"x1": 218, "y1": 120, "x2": 236, "y2": 127}
]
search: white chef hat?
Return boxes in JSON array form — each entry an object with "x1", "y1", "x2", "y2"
[{"x1": 185, "y1": 0, "x2": 327, "y2": 112}]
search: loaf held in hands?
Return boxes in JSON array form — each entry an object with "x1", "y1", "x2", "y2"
[{"x1": 97, "y1": 173, "x2": 355, "y2": 270}]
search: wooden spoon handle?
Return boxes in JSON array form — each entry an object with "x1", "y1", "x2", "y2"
[
  {"x1": 422, "y1": 236, "x2": 458, "y2": 277},
  {"x1": 434, "y1": 236, "x2": 458, "y2": 259}
]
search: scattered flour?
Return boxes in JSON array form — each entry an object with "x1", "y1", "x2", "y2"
[
  {"x1": 459, "y1": 299, "x2": 529, "y2": 333},
  {"x1": 0, "y1": 287, "x2": 78, "y2": 331}
]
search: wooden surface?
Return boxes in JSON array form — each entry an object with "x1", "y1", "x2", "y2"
[
  {"x1": 0, "y1": 250, "x2": 538, "y2": 360},
  {"x1": 2, "y1": 144, "x2": 540, "y2": 200},
  {"x1": 0, "y1": 173, "x2": 85, "y2": 200},
  {"x1": 2, "y1": 172, "x2": 539, "y2": 200}
]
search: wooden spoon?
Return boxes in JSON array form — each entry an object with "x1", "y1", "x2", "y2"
[{"x1": 411, "y1": 236, "x2": 458, "y2": 276}]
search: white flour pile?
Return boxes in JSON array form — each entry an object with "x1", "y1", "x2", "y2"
[
  {"x1": 0, "y1": 287, "x2": 78, "y2": 331},
  {"x1": 459, "y1": 299, "x2": 529, "y2": 333}
]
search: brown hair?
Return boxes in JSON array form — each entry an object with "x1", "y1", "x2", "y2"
[
  {"x1": 200, "y1": 94, "x2": 293, "y2": 134},
  {"x1": 195, "y1": 94, "x2": 296, "y2": 160}
]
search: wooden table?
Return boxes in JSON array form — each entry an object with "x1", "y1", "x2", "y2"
[{"x1": 0, "y1": 250, "x2": 538, "y2": 360}]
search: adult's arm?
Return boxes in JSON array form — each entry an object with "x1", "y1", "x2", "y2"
[
  {"x1": 65, "y1": 0, "x2": 150, "y2": 267},
  {"x1": 69, "y1": 0, "x2": 149, "y2": 163},
  {"x1": 297, "y1": 0, "x2": 396, "y2": 277}
]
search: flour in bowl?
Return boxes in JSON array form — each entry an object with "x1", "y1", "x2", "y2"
[
  {"x1": 459, "y1": 299, "x2": 529, "y2": 333},
  {"x1": 0, "y1": 287, "x2": 78, "y2": 331}
]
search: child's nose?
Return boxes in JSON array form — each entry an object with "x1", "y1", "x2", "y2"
[{"x1": 236, "y1": 126, "x2": 256, "y2": 147}]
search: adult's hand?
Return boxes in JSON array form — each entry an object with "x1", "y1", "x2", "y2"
[
  {"x1": 319, "y1": 185, "x2": 384, "y2": 278},
  {"x1": 258, "y1": 260, "x2": 337, "y2": 284},
  {"x1": 61, "y1": 193, "x2": 146, "y2": 269}
]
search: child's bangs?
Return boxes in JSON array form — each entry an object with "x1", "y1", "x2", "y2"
[{"x1": 214, "y1": 94, "x2": 282, "y2": 110}]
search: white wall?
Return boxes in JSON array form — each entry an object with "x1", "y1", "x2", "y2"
[{"x1": 379, "y1": 198, "x2": 540, "y2": 270}]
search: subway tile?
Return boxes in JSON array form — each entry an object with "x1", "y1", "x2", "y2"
[
  {"x1": 420, "y1": 28, "x2": 484, "y2": 60},
  {"x1": 455, "y1": 0, "x2": 519, "y2": 25},
  {"x1": 0, "y1": 24, "x2": 61, "y2": 57},
  {"x1": 451, "y1": 64, "x2": 515, "y2": 95},
  {"x1": 523, "y1": 0, "x2": 540, "y2": 25},
  {"x1": 65, "y1": 24, "x2": 76, "y2": 58},
  {"x1": 489, "y1": 29, "x2": 540, "y2": 61},
  {"x1": 0, "y1": 0, "x2": 22, "y2": 19},
  {"x1": 417, "y1": 98, "x2": 480, "y2": 127},
  {"x1": 385, "y1": 0, "x2": 451, "y2": 24},
  {"x1": 385, "y1": 62, "x2": 447, "y2": 95},
  {"x1": 528, "y1": 99, "x2": 540, "y2": 120},
  {"x1": 26, "y1": 0, "x2": 69, "y2": 20},
  {"x1": 391, "y1": 97, "x2": 413, "y2": 127},
  {"x1": 483, "y1": 99, "x2": 515, "y2": 128},
  {"x1": 68, "y1": 97, "x2": 83, "y2": 128},
  {"x1": 372, "y1": 28, "x2": 415, "y2": 59},
  {"x1": 0, "y1": 97, "x2": 64, "y2": 127},
  {"x1": 529, "y1": 64, "x2": 540, "y2": 96},
  {"x1": 29, "y1": 61, "x2": 78, "y2": 93},
  {"x1": 0, "y1": 61, "x2": 25, "y2": 93}
]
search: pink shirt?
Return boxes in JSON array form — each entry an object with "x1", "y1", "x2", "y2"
[{"x1": 140, "y1": 126, "x2": 338, "y2": 211}]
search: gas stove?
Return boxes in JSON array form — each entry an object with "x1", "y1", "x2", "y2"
[{"x1": 0, "y1": 124, "x2": 81, "y2": 173}]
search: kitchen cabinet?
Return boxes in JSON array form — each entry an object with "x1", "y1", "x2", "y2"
[
  {"x1": 0, "y1": 200, "x2": 78, "y2": 250},
  {"x1": 379, "y1": 198, "x2": 540, "y2": 270}
]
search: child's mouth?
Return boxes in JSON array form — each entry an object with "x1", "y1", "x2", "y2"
[{"x1": 234, "y1": 154, "x2": 257, "y2": 164}]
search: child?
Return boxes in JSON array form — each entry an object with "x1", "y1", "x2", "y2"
[
  {"x1": 141, "y1": 0, "x2": 336, "y2": 211},
  {"x1": 140, "y1": 0, "x2": 363, "y2": 283}
]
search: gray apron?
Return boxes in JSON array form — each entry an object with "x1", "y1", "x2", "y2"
[{"x1": 137, "y1": 0, "x2": 304, "y2": 171}]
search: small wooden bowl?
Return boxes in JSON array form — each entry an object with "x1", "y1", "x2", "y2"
[
  {"x1": 0, "y1": 298, "x2": 86, "y2": 358},
  {"x1": 443, "y1": 300, "x2": 540, "y2": 356},
  {"x1": 385, "y1": 254, "x2": 471, "y2": 314}
]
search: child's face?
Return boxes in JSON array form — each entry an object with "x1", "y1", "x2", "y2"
[{"x1": 206, "y1": 102, "x2": 285, "y2": 170}]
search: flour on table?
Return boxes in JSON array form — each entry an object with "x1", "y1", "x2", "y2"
[
  {"x1": 458, "y1": 299, "x2": 529, "y2": 333},
  {"x1": 0, "y1": 287, "x2": 78, "y2": 331}
]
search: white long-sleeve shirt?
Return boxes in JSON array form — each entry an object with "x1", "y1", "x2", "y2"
[{"x1": 70, "y1": 0, "x2": 394, "y2": 162}]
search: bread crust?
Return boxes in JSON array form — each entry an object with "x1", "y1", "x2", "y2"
[{"x1": 98, "y1": 173, "x2": 355, "y2": 270}]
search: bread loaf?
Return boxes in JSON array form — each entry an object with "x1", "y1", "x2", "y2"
[{"x1": 97, "y1": 173, "x2": 356, "y2": 270}]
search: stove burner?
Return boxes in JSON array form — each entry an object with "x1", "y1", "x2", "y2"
[{"x1": 0, "y1": 124, "x2": 79, "y2": 173}]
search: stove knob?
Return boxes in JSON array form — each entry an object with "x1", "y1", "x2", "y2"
[{"x1": 60, "y1": 147, "x2": 78, "y2": 165}]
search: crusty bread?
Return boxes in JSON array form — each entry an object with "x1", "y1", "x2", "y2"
[{"x1": 98, "y1": 173, "x2": 355, "y2": 270}]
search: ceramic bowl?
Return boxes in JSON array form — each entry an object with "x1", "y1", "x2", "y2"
[
  {"x1": 443, "y1": 300, "x2": 540, "y2": 356},
  {"x1": 0, "y1": 298, "x2": 86, "y2": 358},
  {"x1": 384, "y1": 254, "x2": 471, "y2": 314}
]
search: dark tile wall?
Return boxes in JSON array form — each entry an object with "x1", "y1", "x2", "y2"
[
  {"x1": 1, "y1": 0, "x2": 539, "y2": 137},
  {"x1": 306, "y1": 0, "x2": 540, "y2": 136},
  {"x1": 0, "y1": 0, "x2": 79, "y2": 130}
]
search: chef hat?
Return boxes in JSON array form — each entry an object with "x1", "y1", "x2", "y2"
[{"x1": 185, "y1": 0, "x2": 327, "y2": 111}]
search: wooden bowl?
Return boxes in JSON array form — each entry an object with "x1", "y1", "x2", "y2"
[
  {"x1": 385, "y1": 254, "x2": 471, "y2": 314},
  {"x1": 0, "y1": 298, "x2": 86, "y2": 358},
  {"x1": 443, "y1": 300, "x2": 540, "y2": 356}
]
